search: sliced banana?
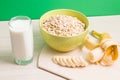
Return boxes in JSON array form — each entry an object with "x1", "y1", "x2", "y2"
[
  {"x1": 52, "y1": 56, "x2": 88, "y2": 68},
  {"x1": 71, "y1": 57, "x2": 81, "y2": 67},
  {"x1": 78, "y1": 56, "x2": 88, "y2": 66},
  {"x1": 67, "y1": 56, "x2": 76, "y2": 68},
  {"x1": 52, "y1": 56, "x2": 59, "y2": 64}
]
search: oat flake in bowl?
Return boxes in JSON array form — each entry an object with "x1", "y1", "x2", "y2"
[{"x1": 42, "y1": 15, "x2": 85, "y2": 36}]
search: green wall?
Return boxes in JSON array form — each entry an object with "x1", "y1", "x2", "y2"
[{"x1": 0, "y1": 0, "x2": 120, "y2": 21}]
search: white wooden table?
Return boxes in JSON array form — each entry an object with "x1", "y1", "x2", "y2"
[{"x1": 0, "y1": 15, "x2": 120, "y2": 80}]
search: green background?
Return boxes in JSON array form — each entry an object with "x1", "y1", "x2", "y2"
[{"x1": 0, "y1": 0, "x2": 120, "y2": 21}]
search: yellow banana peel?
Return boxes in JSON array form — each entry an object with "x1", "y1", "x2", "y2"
[
  {"x1": 100, "y1": 56, "x2": 114, "y2": 66},
  {"x1": 101, "y1": 39, "x2": 119, "y2": 62},
  {"x1": 86, "y1": 30, "x2": 119, "y2": 66},
  {"x1": 91, "y1": 30, "x2": 111, "y2": 41}
]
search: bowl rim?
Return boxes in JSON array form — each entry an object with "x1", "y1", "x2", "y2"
[{"x1": 40, "y1": 9, "x2": 89, "y2": 38}]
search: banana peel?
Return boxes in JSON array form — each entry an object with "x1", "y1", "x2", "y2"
[
  {"x1": 101, "y1": 39, "x2": 119, "y2": 61},
  {"x1": 91, "y1": 30, "x2": 111, "y2": 41},
  {"x1": 86, "y1": 30, "x2": 119, "y2": 66}
]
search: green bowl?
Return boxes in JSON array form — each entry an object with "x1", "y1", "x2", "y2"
[{"x1": 40, "y1": 9, "x2": 89, "y2": 52}]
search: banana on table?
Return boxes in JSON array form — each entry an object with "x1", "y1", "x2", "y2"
[
  {"x1": 86, "y1": 30, "x2": 119, "y2": 66},
  {"x1": 52, "y1": 56, "x2": 88, "y2": 68}
]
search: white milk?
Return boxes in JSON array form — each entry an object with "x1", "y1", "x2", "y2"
[{"x1": 9, "y1": 20, "x2": 33, "y2": 61}]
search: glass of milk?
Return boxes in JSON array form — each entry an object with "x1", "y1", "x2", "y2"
[{"x1": 8, "y1": 16, "x2": 33, "y2": 65}]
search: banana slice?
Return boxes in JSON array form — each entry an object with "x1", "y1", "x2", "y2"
[
  {"x1": 52, "y1": 56, "x2": 88, "y2": 68},
  {"x1": 78, "y1": 56, "x2": 88, "y2": 66},
  {"x1": 71, "y1": 57, "x2": 81, "y2": 67}
]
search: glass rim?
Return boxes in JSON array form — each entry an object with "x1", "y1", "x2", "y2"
[{"x1": 8, "y1": 16, "x2": 32, "y2": 27}]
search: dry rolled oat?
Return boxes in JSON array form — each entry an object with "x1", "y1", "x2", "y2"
[{"x1": 42, "y1": 15, "x2": 85, "y2": 36}]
